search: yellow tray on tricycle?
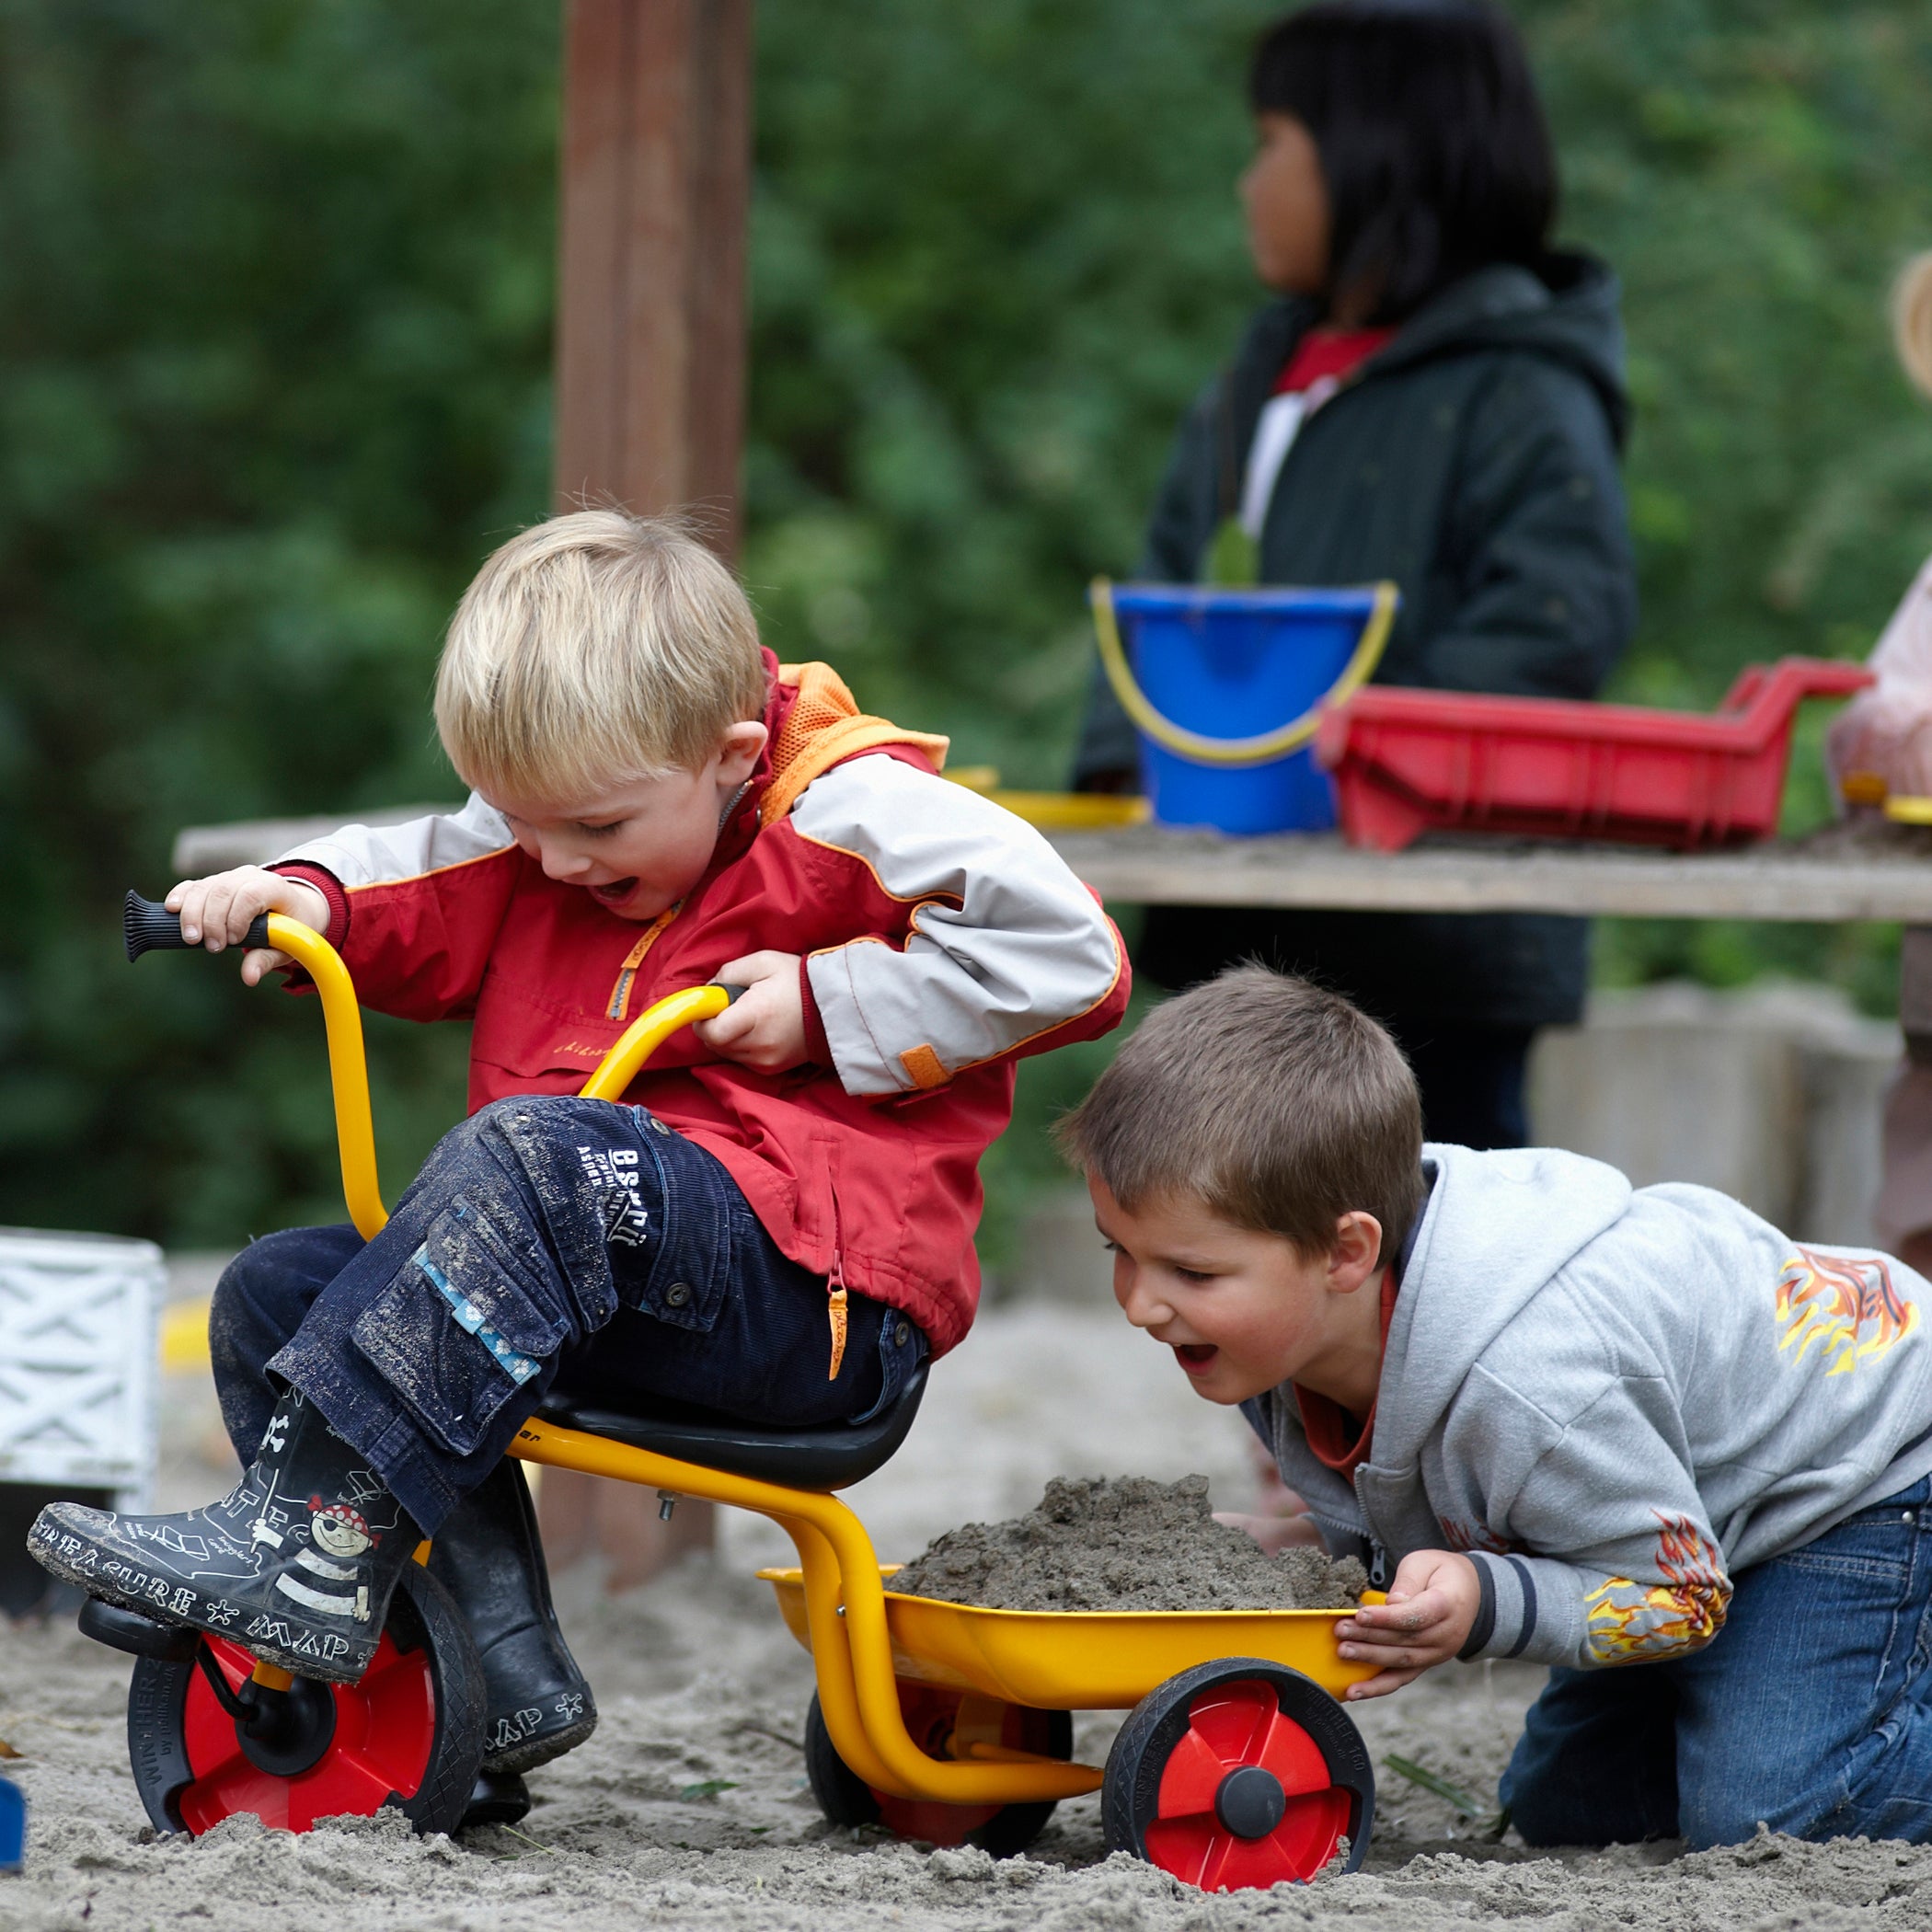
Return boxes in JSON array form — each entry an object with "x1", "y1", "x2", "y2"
[{"x1": 759, "y1": 1563, "x2": 1377, "y2": 1709}]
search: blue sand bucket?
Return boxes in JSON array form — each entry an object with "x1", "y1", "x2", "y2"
[
  {"x1": 1091, "y1": 580, "x2": 1397, "y2": 835},
  {"x1": 0, "y1": 1774, "x2": 22, "y2": 1873}
]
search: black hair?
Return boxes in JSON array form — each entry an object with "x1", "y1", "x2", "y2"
[{"x1": 1249, "y1": 1, "x2": 1557, "y2": 323}]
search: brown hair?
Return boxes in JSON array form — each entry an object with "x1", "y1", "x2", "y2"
[{"x1": 1056, "y1": 966, "x2": 1425, "y2": 1259}]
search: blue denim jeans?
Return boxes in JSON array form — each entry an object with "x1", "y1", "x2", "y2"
[
  {"x1": 1501, "y1": 1478, "x2": 1932, "y2": 1848},
  {"x1": 208, "y1": 1097, "x2": 926, "y2": 1535}
]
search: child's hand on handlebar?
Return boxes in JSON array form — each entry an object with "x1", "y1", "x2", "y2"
[
  {"x1": 165, "y1": 867, "x2": 330, "y2": 986},
  {"x1": 694, "y1": 951, "x2": 810, "y2": 1073}
]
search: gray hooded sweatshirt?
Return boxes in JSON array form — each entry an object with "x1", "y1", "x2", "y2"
[{"x1": 1244, "y1": 1144, "x2": 1932, "y2": 1671}]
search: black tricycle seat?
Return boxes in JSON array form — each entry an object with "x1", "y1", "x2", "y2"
[{"x1": 533, "y1": 1360, "x2": 927, "y2": 1491}]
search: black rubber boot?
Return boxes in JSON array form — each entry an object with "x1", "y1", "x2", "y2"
[
  {"x1": 428, "y1": 1460, "x2": 597, "y2": 1775},
  {"x1": 28, "y1": 1389, "x2": 420, "y2": 1684}
]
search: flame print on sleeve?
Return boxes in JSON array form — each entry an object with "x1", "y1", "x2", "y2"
[
  {"x1": 1439, "y1": 1517, "x2": 1515, "y2": 1556},
  {"x1": 1776, "y1": 1247, "x2": 1919, "y2": 1377},
  {"x1": 1583, "y1": 1514, "x2": 1731, "y2": 1664}
]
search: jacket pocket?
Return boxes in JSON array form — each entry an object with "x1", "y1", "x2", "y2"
[{"x1": 351, "y1": 1196, "x2": 569, "y2": 1456}]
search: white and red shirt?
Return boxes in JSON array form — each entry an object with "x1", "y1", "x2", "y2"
[{"x1": 1237, "y1": 326, "x2": 1396, "y2": 543}]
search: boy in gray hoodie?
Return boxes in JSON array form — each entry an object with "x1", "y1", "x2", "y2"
[{"x1": 1059, "y1": 966, "x2": 1932, "y2": 1849}]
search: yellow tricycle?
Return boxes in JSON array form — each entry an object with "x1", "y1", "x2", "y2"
[{"x1": 95, "y1": 892, "x2": 1378, "y2": 1892}]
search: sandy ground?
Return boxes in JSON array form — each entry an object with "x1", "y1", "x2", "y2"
[{"x1": 7, "y1": 1301, "x2": 1932, "y2": 1929}]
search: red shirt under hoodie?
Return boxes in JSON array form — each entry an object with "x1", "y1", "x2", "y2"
[
  {"x1": 1294, "y1": 1270, "x2": 1401, "y2": 1480},
  {"x1": 1274, "y1": 326, "x2": 1396, "y2": 398},
  {"x1": 271, "y1": 652, "x2": 1131, "y2": 1355}
]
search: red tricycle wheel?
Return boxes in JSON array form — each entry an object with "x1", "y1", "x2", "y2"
[
  {"x1": 126, "y1": 1560, "x2": 485, "y2": 1837},
  {"x1": 1103, "y1": 1659, "x2": 1374, "y2": 1891},
  {"x1": 804, "y1": 1682, "x2": 1074, "y2": 1856}
]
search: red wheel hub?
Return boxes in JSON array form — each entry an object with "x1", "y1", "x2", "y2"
[
  {"x1": 1143, "y1": 1678, "x2": 1351, "y2": 1891},
  {"x1": 868, "y1": 1684, "x2": 1055, "y2": 1847},
  {"x1": 178, "y1": 1635, "x2": 435, "y2": 1835}
]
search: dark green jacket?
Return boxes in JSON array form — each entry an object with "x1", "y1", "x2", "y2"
[{"x1": 1076, "y1": 252, "x2": 1636, "y2": 1029}]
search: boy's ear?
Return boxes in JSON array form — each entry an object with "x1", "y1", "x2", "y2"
[
  {"x1": 716, "y1": 719, "x2": 769, "y2": 784},
  {"x1": 1327, "y1": 1211, "x2": 1385, "y2": 1294}
]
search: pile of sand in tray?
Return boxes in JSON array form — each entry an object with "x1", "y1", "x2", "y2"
[{"x1": 888, "y1": 1474, "x2": 1367, "y2": 1612}]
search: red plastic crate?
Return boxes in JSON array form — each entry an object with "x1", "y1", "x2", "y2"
[{"x1": 1315, "y1": 658, "x2": 1873, "y2": 853}]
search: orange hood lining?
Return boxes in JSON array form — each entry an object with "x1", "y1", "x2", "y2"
[{"x1": 760, "y1": 661, "x2": 950, "y2": 827}]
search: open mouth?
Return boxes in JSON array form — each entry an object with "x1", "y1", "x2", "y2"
[
  {"x1": 589, "y1": 877, "x2": 639, "y2": 908},
  {"x1": 1174, "y1": 1343, "x2": 1218, "y2": 1374}
]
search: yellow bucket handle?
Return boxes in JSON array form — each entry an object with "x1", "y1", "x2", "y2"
[{"x1": 1089, "y1": 576, "x2": 1397, "y2": 769}]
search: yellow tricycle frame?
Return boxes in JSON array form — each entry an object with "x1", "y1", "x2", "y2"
[
  {"x1": 259, "y1": 913, "x2": 1373, "y2": 1811},
  {"x1": 259, "y1": 914, "x2": 1092, "y2": 1805}
]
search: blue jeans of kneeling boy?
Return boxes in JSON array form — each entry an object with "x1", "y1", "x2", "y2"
[
  {"x1": 1501, "y1": 1477, "x2": 1932, "y2": 1847},
  {"x1": 209, "y1": 1097, "x2": 926, "y2": 1535}
]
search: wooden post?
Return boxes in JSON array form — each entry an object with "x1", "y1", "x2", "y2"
[
  {"x1": 553, "y1": 0, "x2": 752, "y2": 554},
  {"x1": 539, "y1": 0, "x2": 753, "y2": 1584}
]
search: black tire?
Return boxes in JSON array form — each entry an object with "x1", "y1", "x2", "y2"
[
  {"x1": 128, "y1": 1560, "x2": 487, "y2": 1838},
  {"x1": 804, "y1": 1691, "x2": 880, "y2": 1829},
  {"x1": 804, "y1": 1689, "x2": 1075, "y2": 1857},
  {"x1": 1103, "y1": 1658, "x2": 1374, "y2": 1886},
  {"x1": 393, "y1": 1566, "x2": 489, "y2": 1836}
]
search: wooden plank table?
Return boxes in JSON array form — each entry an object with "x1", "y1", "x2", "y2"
[
  {"x1": 1041, "y1": 822, "x2": 1932, "y2": 925},
  {"x1": 177, "y1": 812, "x2": 1932, "y2": 926}
]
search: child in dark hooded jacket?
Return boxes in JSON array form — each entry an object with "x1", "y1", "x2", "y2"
[{"x1": 1075, "y1": 1, "x2": 1636, "y2": 1151}]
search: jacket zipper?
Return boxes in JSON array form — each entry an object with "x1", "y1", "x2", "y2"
[
  {"x1": 826, "y1": 1181, "x2": 849, "y2": 1381},
  {"x1": 606, "y1": 903, "x2": 681, "y2": 1022},
  {"x1": 1352, "y1": 1465, "x2": 1391, "y2": 1589}
]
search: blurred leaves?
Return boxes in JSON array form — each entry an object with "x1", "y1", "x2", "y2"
[
  {"x1": 744, "y1": 0, "x2": 1269, "y2": 781},
  {"x1": 6, "y1": 0, "x2": 1932, "y2": 1248},
  {"x1": 1525, "y1": 1, "x2": 1932, "y2": 1013},
  {"x1": 1531, "y1": 1, "x2": 1932, "y2": 700},
  {"x1": 0, "y1": 0, "x2": 558, "y2": 1241}
]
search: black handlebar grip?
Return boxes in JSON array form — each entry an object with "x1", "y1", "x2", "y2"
[
  {"x1": 714, "y1": 982, "x2": 748, "y2": 1004},
  {"x1": 124, "y1": 891, "x2": 271, "y2": 962}
]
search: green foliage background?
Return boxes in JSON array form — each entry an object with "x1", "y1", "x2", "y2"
[{"x1": 4, "y1": 0, "x2": 1932, "y2": 1257}]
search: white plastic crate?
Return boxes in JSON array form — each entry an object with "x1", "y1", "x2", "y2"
[{"x1": 0, "y1": 1226, "x2": 163, "y2": 1509}]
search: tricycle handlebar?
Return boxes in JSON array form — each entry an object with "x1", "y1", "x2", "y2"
[
  {"x1": 122, "y1": 886, "x2": 748, "y2": 1240},
  {"x1": 124, "y1": 891, "x2": 270, "y2": 962}
]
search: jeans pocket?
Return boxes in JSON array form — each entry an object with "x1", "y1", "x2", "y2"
[
  {"x1": 1761, "y1": 1529, "x2": 1918, "y2": 1711},
  {"x1": 351, "y1": 1197, "x2": 569, "y2": 1456},
  {"x1": 846, "y1": 1308, "x2": 927, "y2": 1424},
  {"x1": 1770, "y1": 1547, "x2": 1913, "y2": 1586},
  {"x1": 625, "y1": 1133, "x2": 732, "y2": 1334}
]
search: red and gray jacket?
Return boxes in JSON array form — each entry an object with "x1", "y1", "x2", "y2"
[{"x1": 272, "y1": 657, "x2": 1130, "y2": 1353}]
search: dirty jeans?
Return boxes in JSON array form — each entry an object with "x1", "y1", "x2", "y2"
[
  {"x1": 1500, "y1": 1478, "x2": 1932, "y2": 1847},
  {"x1": 209, "y1": 1098, "x2": 926, "y2": 1535}
]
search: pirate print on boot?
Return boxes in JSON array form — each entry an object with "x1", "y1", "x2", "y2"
[{"x1": 27, "y1": 1388, "x2": 421, "y2": 1684}]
